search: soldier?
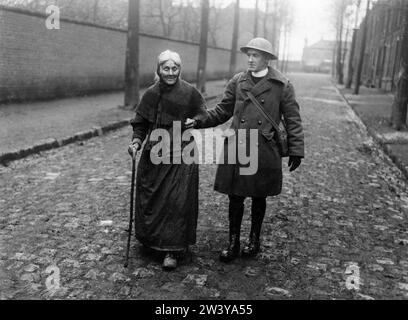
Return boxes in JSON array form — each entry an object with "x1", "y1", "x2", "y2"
[{"x1": 186, "y1": 38, "x2": 305, "y2": 262}]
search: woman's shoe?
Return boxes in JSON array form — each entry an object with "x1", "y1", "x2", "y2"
[{"x1": 163, "y1": 253, "x2": 177, "y2": 271}]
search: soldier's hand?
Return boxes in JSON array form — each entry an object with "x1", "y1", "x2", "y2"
[
  {"x1": 184, "y1": 118, "x2": 197, "y2": 129},
  {"x1": 288, "y1": 156, "x2": 302, "y2": 172}
]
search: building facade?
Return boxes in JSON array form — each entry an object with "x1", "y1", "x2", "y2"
[
  {"x1": 302, "y1": 39, "x2": 350, "y2": 74},
  {"x1": 302, "y1": 40, "x2": 336, "y2": 73}
]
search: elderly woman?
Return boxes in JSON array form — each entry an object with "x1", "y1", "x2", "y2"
[{"x1": 128, "y1": 50, "x2": 207, "y2": 270}]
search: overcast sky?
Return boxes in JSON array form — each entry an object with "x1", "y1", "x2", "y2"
[
  {"x1": 221, "y1": 0, "x2": 337, "y2": 60},
  {"x1": 289, "y1": 0, "x2": 336, "y2": 60}
]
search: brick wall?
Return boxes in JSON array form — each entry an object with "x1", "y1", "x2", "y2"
[{"x1": 0, "y1": 6, "x2": 246, "y2": 103}]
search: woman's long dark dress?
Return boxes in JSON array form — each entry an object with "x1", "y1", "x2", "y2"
[{"x1": 130, "y1": 79, "x2": 207, "y2": 252}]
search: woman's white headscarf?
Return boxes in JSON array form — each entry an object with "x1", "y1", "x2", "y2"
[
  {"x1": 155, "y1": 50, "x2": 182, "y2": 82},
  {"x1": 158, "y1": 50, "x2": 181, "y2": 66}
]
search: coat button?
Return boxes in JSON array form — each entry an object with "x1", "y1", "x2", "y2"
[
  {"x1": 258, "y1": 120, "x2": 262, "y2": 125},
  {"x1": 241, "y1": 119, "x2": 245, "y2": 123},
  {"x1": 261, "y1": 99, "x2": 265, "y2": 103}
]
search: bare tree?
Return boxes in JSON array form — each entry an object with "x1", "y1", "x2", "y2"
[
  {"x1": 254, "y1": 0, "x2": 259, "y2": 37},
  {"x1": 338, "y1": 8, "x2": 354, "y2": 85},
  {"x1": 266, "y1": 0, "x2": 294, "y2": 64},
  {"x1": 271, "y1": 0, "x2": 279, "y2": 55},
  {"x1": 277, "y1": 0, "x2": 294, "y2": 71},
  {"x1": 142, "y1": 0, "x2": 182, "y2": 38},
  {"x1": 124, "y1": 0, "x2": 140, "y2": 110},
  {"x1": 331, "y1": 0, "x2": 354, "y2": 84},
  {"x1": 346, "y1": 0, "x2": 362, "y2": 89},
  {"x1": 263, "y1": 0, "x2": 270, "y2": 39},
  {"x1": 335, "y1": 0, "x2": 347, "y2": 84},
  {"x1": 229, "y1": 0, "x2": 240, "y2": 78},
  {"x1": 179, "y1": 1, "x2": 200, "y2": 42},
  {"x1": 208, "y1": 2, "x2": 224, "y2": 47},
  {"x1": 354, "y1": 0, "x2": 370, "y2": 95},
  {"x1": 197, "y1": 0, "x2": 209, "y2": 93}
]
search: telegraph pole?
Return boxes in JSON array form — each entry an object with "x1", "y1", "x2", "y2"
[
  {"x1": 263, "y1": 0, "x2": 270, "y2": 38},
  {"x1": 336, "y1": 0, "x2": 346, "y2": 85},
  {"x1": 354, "y1": 0, "x2": 370, "y2": 95},
  {"x1": 229, "y1": 0, "x2": 240, "y2": 78},
  {"x1": 270, "y1": 0, "x2": 279, "y2": 54},
  {"x1": 197, "y1": 0, "x2": 210, "y2": 94},
  {"x1": 124, "y1": 0, "x2": 140, "y2": 110}
]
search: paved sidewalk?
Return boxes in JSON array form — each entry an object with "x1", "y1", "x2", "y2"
[
  {"x1": 337, "y1": 84, "x2": 408, "y2": 179},
  {"x1": 0, "y1": 80, "x2": 227, "y2": 164}
]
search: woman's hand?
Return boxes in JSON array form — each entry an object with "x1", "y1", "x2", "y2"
[{"x1": 128, "y1": 139, "x2": 141, "y2": 158}]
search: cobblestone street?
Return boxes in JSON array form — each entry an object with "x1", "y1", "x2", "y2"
[{"x1": 1, "y1": 73, "x2": 408, "y2": 300}]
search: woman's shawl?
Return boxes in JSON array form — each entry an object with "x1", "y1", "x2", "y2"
[{"x1": 135, "y1": 79, "x2": 207, "y2": 126}]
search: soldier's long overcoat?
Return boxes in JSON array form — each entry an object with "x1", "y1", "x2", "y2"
[{"x1": 197, "y1": 67, "x2": 304, "y2": 197}]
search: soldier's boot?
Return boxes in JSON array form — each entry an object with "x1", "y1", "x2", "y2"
[
  {"x1": 242, "y1": 197, "x2": 266, "y2": 258},
  {"x1": 219, "y1": 195, "x2": 245, "y2": 263}
]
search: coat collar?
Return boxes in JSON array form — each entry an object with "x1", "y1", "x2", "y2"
[{"x1": 239, "y1": 67, "x2": 288, "y2": 97}]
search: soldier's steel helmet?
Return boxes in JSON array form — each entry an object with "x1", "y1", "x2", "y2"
[{"x1": 240, "y1": 38, "x2": 278, "y2": 60}]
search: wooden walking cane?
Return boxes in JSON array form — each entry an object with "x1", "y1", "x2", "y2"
[{"x1": 124, "y1": 149, "x2": 137, "y2": 268}]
